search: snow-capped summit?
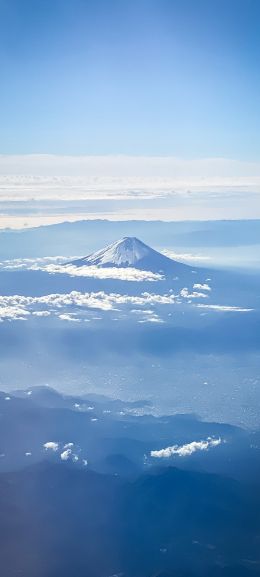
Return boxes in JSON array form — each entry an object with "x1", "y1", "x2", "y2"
[
  {"x1": 71, "y1": 237, "x2": 192, "y2": 274},
  {"x1": 75, "y1": 237, "x2": 152, "y2": 267}
]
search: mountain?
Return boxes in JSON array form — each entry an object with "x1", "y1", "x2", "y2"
[
  {"x1": 0, "y1": 462, "x2": 259, "y2": 577},
  {"x1": 71, "y1": 236, "x2": 192, "y2": 274}
]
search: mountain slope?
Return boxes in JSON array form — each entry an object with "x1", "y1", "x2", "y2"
[
  {"x1": 71, "y1": 236, "x2": 192, "y2": 274},
  {"x1": 0, "y1": 463, "x2": 259, "y2": 577}
]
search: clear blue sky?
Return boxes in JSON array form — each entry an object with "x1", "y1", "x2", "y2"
[{"x1": 0, "y1": 0, "x2": 259, "y2": 158}]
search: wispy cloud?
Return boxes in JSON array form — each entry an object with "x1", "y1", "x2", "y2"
[
  {"x1": 196, "y1": 304, "x2": 253, "y2": 312},
  {"x1": 162, "y1": 250, "x2": 211, "y2": 263}
]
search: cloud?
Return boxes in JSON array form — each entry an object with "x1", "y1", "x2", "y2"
[
  {"x1": 60, "y1": 443, "x2": 83, "y2": 463},
  {"x1": 0, "y1": 258, "x2": 163, "y2": 282},
  {"x1": 32, "y1": 310, "x2": 51, "y2": 317},
  {"x1": 58, "y1": 313, "x2": 81, "y2": 322},
  {"x1": 1, "y1": 155, "x2": 260, "y2": 198},
  {"x1": 0, "y1": 305, "x2": 30, "y2": 321},
  {"x1": 162, "y1": 250, "x2": 211, "y2": 263},
  {"x1": 196, "y1": 304, "x2": 254, "y2": 312},
  {"x1": 180, "y1": 288, "x2": 208, "y2": 299},
  {"x1": 0, "y1": 287, "x2": 228, "y2": 323},
  {"x1": 151, "y1": 437, "x2": 221, "y2": 458},
  {"x1": 43, "y1": 441, "x2": 59, "y2": 452},
  {"x1": 60, "y1": 448, "x2": 72, "y2": 461},
  {"x1": 0, "y1": 290, "x2": 178, "y2": 321},
  {"x1": 138, "y1": 315, "x2": 165, "y2": 324},
  {"x1": 63, "y1": 443, "x2": 74, "y2": 450},
  {"x1": 1, "y1": 155, "x2": 260, "y2": 226},
  {"x1": 42, "y1": 263, "x2": 164, "y2": 282},
  {"x1": 193, "y1": 283, "x2": 211, "y2": 291},
  {"x1": 0, "y1": 256, "x2": 71, "y2": 270}
]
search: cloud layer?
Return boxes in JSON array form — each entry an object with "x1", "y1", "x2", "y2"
[
  {"x1": 0, "y1": 290, "x2": 179, "y2": 321},
  {"x1": 0, "y1": 258, "x2": 163, "y2": 282},
  {"x1": 44, "y1": 263, "x2": 163, "y2": 282},
  {"x1": 1, "y1": 155, "x2": 260, "y2": 226}
]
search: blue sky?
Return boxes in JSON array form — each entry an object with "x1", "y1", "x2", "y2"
[{"x1": 0, "y1": 0, "x2": 259, "y2": 158}]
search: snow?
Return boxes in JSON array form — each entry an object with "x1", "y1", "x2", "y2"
[
  {"x1": 79, "y1": 237, "x2": 150, "y2": 267},
  {"x1": 69, "y1": 236, "x2": 193, "y2": 276}
]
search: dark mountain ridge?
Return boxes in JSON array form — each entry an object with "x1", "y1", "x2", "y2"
[{"x1": 0, "y1": 462, "x2": 259, "y2": 577}]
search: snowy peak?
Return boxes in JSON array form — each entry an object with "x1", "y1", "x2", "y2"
[
  {"x1": 84, "y1": 237, "x2": 151, "y2": 267},
  {"x1": 71, "y1": 236, "x2": 192, "y2": 275}
]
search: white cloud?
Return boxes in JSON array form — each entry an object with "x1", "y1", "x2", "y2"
[
  {"x1": 0, "y1": 305, "x2": 30, "y2": 321},
  {"x1": 60, "y1": 448, "x2": 72, "y2": 461},
  {"x1": 1, "y1": 155, "x2": 260, "y2": 198},
  {"x1": 43, "y1": 263, "x2": 163, "y2": 282},
  {"x1": 151, "y1": 437, "x2": 221, "y2": 458},
  {"x1": 32, "y1": 310, "x2": 51, "y2": 317},
  {"x1": 138, "y1": 315, "x2": 165, "y2": 323},
  {"x1": 0, "y1": 258, "x2": 163, "y2": 282},
  {"x1": 0, "y1": 256, "x2": 71, "y2": 270},
  {"x1": 60, "y1": 443, "x2": 82, "y2": 462},
  {"x1": 43, "y1": 441, "x2": 59, "y2": 452},
  {"x1": 180, "y1": 288, "x2": 208, "y2": 299},
  {"x1": 162, "y1": 250, "x2": 211, "y2": 263},
  {"x1": 58, "y1": 313, "x2": 81, "y2": 322},
  {"x1": 0, "y1": 287, "x2": 226, "y2": 323},
  {"x1": 63, "y1": 442, "x2": 74, "y2": 450},
  {"x1": 193, "y1": 283, "x2": 211, "y2": 291},
  {"x1": 196, "y1": 304, "x2": 254, "y2": 312},
  {"x1": 1, "y1": 156, "x2": 260, "y2": 226},
  {"x1": 0, "y1": 290, "x2": 178, "y2": 320}
]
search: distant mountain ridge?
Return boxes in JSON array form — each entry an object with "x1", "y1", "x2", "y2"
[{"x1": 71, "y1": 236, "x2": 192, "y2": 274}]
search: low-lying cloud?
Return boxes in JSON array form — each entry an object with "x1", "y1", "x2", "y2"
[
  {"x1": 45, "y1": 263, "x2": 163, "y2": 282},
  {"x1": 151, "y1": 437, "x2": 221, "y2": 458},
  {"x1": 0, "y1": 290, "x2": 190, "y2": 324},
  {"x1": 0, "y1": 258, "x2": 163, "y2": 282}
]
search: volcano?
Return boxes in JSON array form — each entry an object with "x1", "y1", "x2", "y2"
[{"x1": 70, "y1": 237, "x2": 193, "y2": 275}]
